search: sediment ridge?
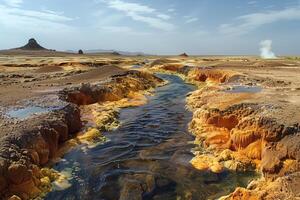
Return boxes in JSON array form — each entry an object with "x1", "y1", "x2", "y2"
[{"x1": 150, "y1": 61, "x2": 300, "y2": 199}]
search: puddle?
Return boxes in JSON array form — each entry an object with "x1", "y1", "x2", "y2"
[
  {"x1": 224, "y1": 85, "x2": 262, "y2": 93},
  {"x1": 7, "y1": 106, "x2": 62, "y2": 119}
]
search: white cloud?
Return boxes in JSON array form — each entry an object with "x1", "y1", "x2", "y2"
[
  {"x1": 184, "y1": 15, "x2": 199, "y2": 23},
  {"x1": 101, "y1": 25, "x2": 133, "y2": 32},
  {"x1": 41, "y1": 9, "x2": 65, "y2": 16},
  {"x1": 99, "y1": 0, "x2": 175, "y2": 31},
  {"x1": 100, "y1": 25, "x2": 150, "y2": 35},
  {"x1": 0, "y1": 4, "x2": 74, "y2": 34},
  {"x1": 106, "y1": 0, "x2": 155, "y2": 13},
  {"x1": 3, "y1": 6, "x2": 72, "y2": 22},
  {"x1": 219, "y1": 6, "x2": 300, "y2": 35},
  {"x1": 167, "y1": 8, "x2": 175, "y2": 13},
  {"x1": 248, "y1": 1, "x2": 257, "y2": 5},
  {"x1": 185, "y1": 17, "x2": 199, "y2": 23},
  {"x1": 157, "y1": 14, "x2": 171, "y2": 20},
  {"x1": 128, "y1": 12, "x2": 174, "y2": 31},
  {"x1": 4, "y1": 0, "x2": 23, "y2": 7}
]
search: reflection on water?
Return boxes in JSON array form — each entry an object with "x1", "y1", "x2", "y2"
[{"x1": 45, "y1": 74, "x2": 256, "y2": 200}]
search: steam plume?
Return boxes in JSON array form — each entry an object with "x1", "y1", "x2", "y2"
[{"x1": 260, "y1": 40, "x2": 277, "y2": 59}]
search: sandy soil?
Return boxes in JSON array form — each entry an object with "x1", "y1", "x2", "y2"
[{"x1": 0, "y1": 55, "x2": 130, "y2": 106}]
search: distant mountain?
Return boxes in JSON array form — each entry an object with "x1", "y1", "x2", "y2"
[
  {"x1": 179, "y1": 53, "x2": 189, "y2": 57},
  {"x1": 17, "y1": 38, "x2": 48, "y2": 51}
]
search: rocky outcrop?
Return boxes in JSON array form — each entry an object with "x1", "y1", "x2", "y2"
[
  {"x1": 0, "y1": 104, "x2": 81, "y2": 199},
  {"x1": 61, "y1": 70, "x2": 162, "y2": 105},
  {"x1": 225, "y1": 171, "x2": 300, "y2": 199},
  {"x1": 17, "y1": 38, "x2": 47, "y2": 51},
  {"x1": 151, "y1": 63, "x2": 239, "y2": 85},
  {"x1": 261, "y1": 134, "x2": 300, "y2": 178}
]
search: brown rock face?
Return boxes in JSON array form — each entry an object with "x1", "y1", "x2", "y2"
[
  {"x1": 18, "y1": 38, "x2": 46, "y2": 50},
  {"x1": 207, "y1": 114, "x2": 239, "y2": 130},
  {"x1": 0, "y1": 102, "x2": 83, "y2": 199},
  {"x1": 62, "y1": 70, "x2": 163, "y2": 105},
  {"x1": 227, "y1": 187, "x2": 259, "y2": 200},
  {"x1": 261, "y1": 133, "x2": 300, "y2": 177},
  {"x1": 8, "y1": 164, "x2": 32, "y2": 185},
  {"x1": 191, "y1": 69, "x2": 233, "y2": 83}
]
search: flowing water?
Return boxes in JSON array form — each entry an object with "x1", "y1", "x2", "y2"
[{"x1": 45, "y1": 74, "x2": 255, "y2": 200}]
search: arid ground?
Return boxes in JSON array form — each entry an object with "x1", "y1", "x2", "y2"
[{"x1": 0, "y1": 51, "x2": 300, "y2": 200}]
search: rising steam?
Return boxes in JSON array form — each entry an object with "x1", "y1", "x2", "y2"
[{"x1": 260, "y1": 40, "x2": 277, "y2": 59}]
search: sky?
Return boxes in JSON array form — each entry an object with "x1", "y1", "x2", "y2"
[{"x1": 0, "y1": 0, "x2": 300, "y2": 55}]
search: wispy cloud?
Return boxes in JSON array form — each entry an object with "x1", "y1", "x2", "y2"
[
  {"x1": 219, "y1": 6, "x2": 300, "y2": 35},
  {"x1": 157, "y1": 14, "x2": 171, "y2": 20},
  {"x1": 167, "y1": 8, "x2": 175, "y2": 13},
  {"x1": 184, "y1": 15, "x2": 199, "y2": 23},
  {"x1": 101, "y1": 25, "x2": 133, "y2": 32},
  {"x1": 186, "y1": 17, "x2": 199, "y2": 23},
  {"x1": 105, "y1": 0, "x2": 155, "y2": 13},
  {"x1": 99, "y1": 0, "x2": 175, "y2": 31},
  {"x1": 100, "y1": 25, "x2": 151, "y2": 35},
  {"x1": 3, "y1": 6, "x2": 72, "y2": 22},
  {"x1": 248, "y1": 1, "x2": 257, "y2": 5},
  {"x1": 0, "y1": 4, "x2": 74, "y2": 33},
  {"x1": 3, "y1": 0, "x2": 23, "y2": 7},
  {"x1": 127, "y1": 12, "x2": 174, "y2": 31}
]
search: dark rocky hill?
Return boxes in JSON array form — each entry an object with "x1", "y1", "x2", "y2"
[{"x1": 18, "y1": 38, "x2": 47, "y2": 50}]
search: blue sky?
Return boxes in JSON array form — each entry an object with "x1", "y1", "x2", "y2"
[{"x1": 1, "y1": 0, "x2": 300, "y2": 55}]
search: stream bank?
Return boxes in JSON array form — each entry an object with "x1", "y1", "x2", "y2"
[
  {"x1": 45, "y1": 74, "x2": 255, "y2": 200},
  {"x1": 150, "y1": 62, "x2": 300, "y2": 200}
]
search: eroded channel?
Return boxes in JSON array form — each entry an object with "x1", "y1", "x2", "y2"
[{"x1": 45, "y1": 74, "x2": 255, "y2": 200}]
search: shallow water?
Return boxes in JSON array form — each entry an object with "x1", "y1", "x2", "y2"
[
  {"x1": 7, "y1": 106, "x2": 51, "y2": 119},
  {"x1": 7, "y1": 105, "x2": 62, "y2": 119},
  {"x1": 224, "y1": 85, "x2": 262, "y2": 93},
  {"x1": 45, "y1": 74, "x2": 255, "y2": 200}
]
